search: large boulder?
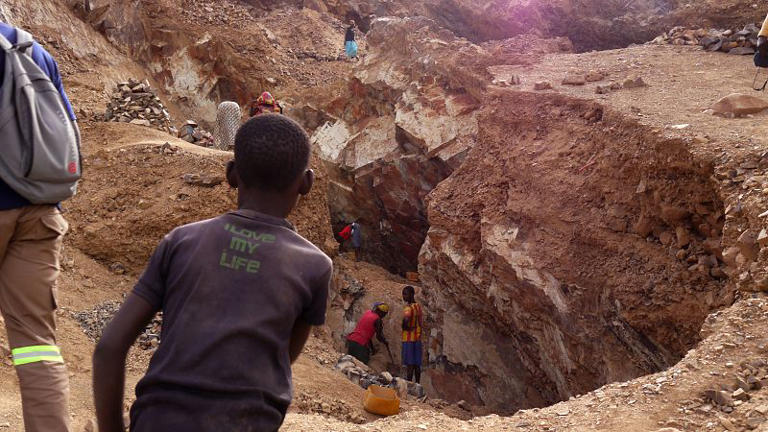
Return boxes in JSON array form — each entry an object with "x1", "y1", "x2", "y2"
[{"x1": 711, "y1": 93, "x2": 768, "y2": 117}]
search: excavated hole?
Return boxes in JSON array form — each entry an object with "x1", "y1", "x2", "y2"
[{"x1": 334, "y1": 92, "x2": 734, "y2": 414}]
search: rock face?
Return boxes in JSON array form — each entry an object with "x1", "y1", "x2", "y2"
[
  {"x1": 312, "y1": 17, "x2": 492, "y2": 271},
  {"x1": 418, "y1": 92, "x2": 731, "y2": 411}
]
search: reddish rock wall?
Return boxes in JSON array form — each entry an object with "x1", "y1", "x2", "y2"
[{"x1": 418, "y1": 91, "x2": 733, "y2": 410}]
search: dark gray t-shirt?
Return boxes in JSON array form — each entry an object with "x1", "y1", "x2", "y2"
[{"x1": 129, "y1": 210, "x2": 332, "y2": 432}]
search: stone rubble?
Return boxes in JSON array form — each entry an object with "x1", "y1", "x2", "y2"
[
  {"x1": 651, "y1": 24, "x2": 762, "y2": 55},
  {"x1": 182, "y1": 173, "x2": 224, "y2": 187},
  {"x1": 178, "y1": 120, "x2": 215, "y2": 147},
  {"x1": 334, "y1": 355, "x2": 425, "y2": 399},
  {"x1": 71, "y1": 300, "x2": 162, "y2": 350},
  {"x1": 103, "y1": 79, "x2": 174, "y2": 133}
]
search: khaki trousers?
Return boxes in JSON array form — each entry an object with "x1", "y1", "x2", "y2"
[{"x1": 0, "y1": 205, "x2": 70, "y2": 432}]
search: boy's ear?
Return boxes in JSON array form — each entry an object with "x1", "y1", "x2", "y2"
[
  {"x1": 298, "y1": 169, "x2": 314, "y2": 196},
  {"x1": 226, "y1": 160, "x2": 238, "y2": 189}
]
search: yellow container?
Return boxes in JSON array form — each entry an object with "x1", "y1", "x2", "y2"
[{"x1": 363, "y1": 385, "x2": 401, "y2": 416}]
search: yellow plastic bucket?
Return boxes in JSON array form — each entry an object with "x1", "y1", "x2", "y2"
[{"x1": 363, "y1": 385, "x2": 400, "y2": 416}]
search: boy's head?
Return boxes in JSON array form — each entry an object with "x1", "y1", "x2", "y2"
[
  {"x1": 227, "y1": 114, "x2": 313, "y2": 210},
  {"x1": 402, "y1": 285, "x2": 415, "y2": 303}
]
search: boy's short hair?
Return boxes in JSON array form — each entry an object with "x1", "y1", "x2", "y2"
[
  {"x1": 403, "y1": 285, "x2": 415, "y2": 296},
  {"x1": 234, "y1": 114, "x2": 310, "y2": 191}
]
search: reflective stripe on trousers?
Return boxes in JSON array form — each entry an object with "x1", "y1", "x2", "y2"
[{"x1": 12, "y1": 344, "x2": 63, "y2": 366}]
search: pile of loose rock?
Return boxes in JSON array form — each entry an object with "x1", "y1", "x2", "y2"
[
  {"x1": 335, "y1": 355, "x2": 425, "y2": 399},
  {"x1": 651, "y1": 24, "x2": 761, "y2": 55},
  {"x1": 178, "y1": 120, "x2": 214, "y2": 147},
  {"x1": 697, "y1": 357, "x2": 768, "y2": 430},
  {"x1": 71, "y1": 300, "x2": 162, "y2": 350},
  {"x1": 104, "y1": 79, "x2": 174, "y2": 133}
]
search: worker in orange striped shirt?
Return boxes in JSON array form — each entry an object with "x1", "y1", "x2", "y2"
[{"x1": 401, "y1": 285, "x2": 423, "y2": 383}]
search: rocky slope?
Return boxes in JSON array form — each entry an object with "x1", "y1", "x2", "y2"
[
  {"x1": 309, "y1": 16, "x2": 574, "y2": 273},
  {"x1": 419, "y1": 91, "x2": 730, "y2": 410}
]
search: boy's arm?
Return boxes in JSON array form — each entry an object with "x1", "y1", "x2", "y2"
[
  {"x1": 291, "y1": 259, "x2": 333, "y2": 362},
  {"x1": 289, "y1": 319, "x2": 312, "y2": 364},
  {"x1": 93, "y1": 294, "x2": 158, "y2": 432}
]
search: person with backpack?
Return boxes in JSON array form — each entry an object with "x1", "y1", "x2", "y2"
[{"x1": 0, "y1": 21, "x2": 80, "y2": 432}]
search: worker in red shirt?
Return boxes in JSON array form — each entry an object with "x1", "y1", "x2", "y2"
[{"x1": 346, "y1": 303, "x2": 389, "y2": 364}]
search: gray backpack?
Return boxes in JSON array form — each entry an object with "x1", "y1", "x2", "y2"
[{"x1": 0, "y1": 28, "x2": 81, "y2": 204}]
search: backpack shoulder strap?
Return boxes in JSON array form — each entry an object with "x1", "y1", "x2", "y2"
[
  {"x1": 14, "y1": 28, "x2": 34, "y2": 56},
  {"x1": 0, "y1": 32, "x2": 12, "y2": 51}
]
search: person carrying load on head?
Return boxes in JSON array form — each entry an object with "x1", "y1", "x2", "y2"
[
  {"x1": 0, "y1": 20, "x2": 81, "y2": 432},
  {"x1": 249, "y1": 91, "x2": 282, "y2": 117},
  {"x1": 346, "y1": 302, "x2": 389, "y2": 365},
  {"x1": 344, "y1": 22, "x2": 358, "y2": 60}
]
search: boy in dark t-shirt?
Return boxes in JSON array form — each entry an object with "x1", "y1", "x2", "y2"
[{"x1": 92, "y1": 114, "x2": 333, "y2": 432}]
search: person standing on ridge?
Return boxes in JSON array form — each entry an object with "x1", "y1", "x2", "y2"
[
  {"x1": 401, "y1": 285, "x2": 423, "y2": 383},
  {"x1": 0, "y1": 21, "x2": 79, "y2": 432},
  {"x1": 346, "y1": 303, "x2": 390, "y2": 365},
  {"x1": 344, "y1": 22, "x2": 358, "y2": 61}
]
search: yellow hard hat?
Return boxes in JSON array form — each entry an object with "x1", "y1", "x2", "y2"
[{"x1": 373, "y1": 302, "x2": 389, "y2": 313}]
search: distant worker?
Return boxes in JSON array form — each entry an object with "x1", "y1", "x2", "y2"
[
  {"x1": 337, "y1": 221, "x2": 353, "y2": 252},
  {"x1": 346, "y1": 303, "x2": 389, "y2": 365},
  {"x1": 249, "y1": 91, "x2": 282, "y2": 117},
  {"x1": 344, "y1": 22, "x2": 358, "y2": 60},
  {"x1": 757, "y1": 16, "x2": 768, "y2": 73},
  {"x1": 401, "y1": 285, "x2": 423, "y2": 383},
  {"x1": 350, "y1": 220, "x2": 362, "y2": 262},
  {"x1": 759, "y1": 14, "x2": 768, "y2": 55},
  {"x1": 92, "y1": 114, "x2": 332, "y2": 432},
  {"x1": 214, "y1": 101, "x2": 241, "y2": 150},
  {"x1": 0, "y1": 21, "x2": 80, "y2": 432}
]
